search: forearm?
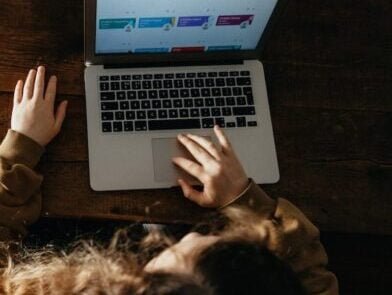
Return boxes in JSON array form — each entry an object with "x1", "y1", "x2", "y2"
[
  {"x1": 0, "y1": 130, "x2": 44, "y2": 241},
  {"x1": 222, "y1": 180, "x2": 339, "y2": 294}
]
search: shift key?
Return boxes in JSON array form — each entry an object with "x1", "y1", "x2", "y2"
[{"x1": 233, "y1": 107, "x2": 256, "y2": 116}]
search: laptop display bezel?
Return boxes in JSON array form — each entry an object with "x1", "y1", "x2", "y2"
[{"x1": 84, "y1": 0, "x2": 285, "y2": 66}]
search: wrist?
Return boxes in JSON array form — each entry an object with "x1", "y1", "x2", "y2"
[{"x1": 219, "y1": 178, "x2": 252, "y2": 209}]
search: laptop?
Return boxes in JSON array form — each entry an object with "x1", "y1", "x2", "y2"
[{"x1": 84, "y1": 0, "x2": 280, "y2": 191}]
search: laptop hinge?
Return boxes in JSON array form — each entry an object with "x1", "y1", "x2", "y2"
[{"x1": 103, "y1": 59, "x2": 244, "y2": 69}]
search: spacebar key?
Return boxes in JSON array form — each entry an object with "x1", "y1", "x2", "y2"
[{"x1": 149, "y1": 119, "x2": 201, "y2": 130}]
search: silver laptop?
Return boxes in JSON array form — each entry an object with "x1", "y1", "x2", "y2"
[{"x1": 84, "y1": 0, "x2": 280, "y2": 191}]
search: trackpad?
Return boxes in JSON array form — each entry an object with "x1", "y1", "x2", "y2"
[{"x1": 152, "y1": 137, "x2": 206, "y2": 184}]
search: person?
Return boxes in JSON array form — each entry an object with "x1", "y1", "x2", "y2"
[{"x1": 0, "y1": 67, "x2": 339, "y2": 294}]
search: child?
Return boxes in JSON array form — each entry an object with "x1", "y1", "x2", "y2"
[{"x1": 0, "y1": 67, "x2": 338, "y2": 294}]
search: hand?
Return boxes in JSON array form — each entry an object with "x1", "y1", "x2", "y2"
[
  {"x1": 173, "y1": 126, "x2": 249, "y2": 208},
  {"x1": 11, "y1": 66, "x2": 68, "y2": 147}
]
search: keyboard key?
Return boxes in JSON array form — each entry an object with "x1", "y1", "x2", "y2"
[
  {"x1": 222, "y1": 88, "x2": 232, "y2": 96},
  {"x1": 211, "y1": 108, "x2": 221, "y2": 117},
  {"x1": 164, "y1": 80, "x2": 173, "y2": 88},
  {"x1": 141, "y1": 101, "x2": 151, "y2": 109},
  {"x1": 185, "y1": 79, "x2": 194, "y2": 88},
  {"x1": 206, "y1": 79, "x2": 215, "y2": 87},
  {"x1": 226, "y1": 97, "x2": 236, "y2": 106},
  {"x1": 215, "y1": 97, "x2": 225, "y2": 106},
  {"x1": 135, "y1": 121, "x2": 147, "y2": 131},
  {"x1": 111, "y1": 75, "x2": 121, "y2": 81},
  {"x1": 137, "y1": 111, "x2": 146, "y2": 119},
  {"x1": 126, "y1": 111, "x2": 135, "y2": 120},
  {"x1": 138, "y1": 91, "x2": 148, "y2": 100},
  {"x1": 212, "y1": 88, "x2": 222, "y2": 96},
  {"x1": 184, "y1": 99, "x2": 193, "y2": 108},
  {"x1": 102, "y1": 122, "x2": 112, "y2": 132},
  {"x1": 169, "y1": 110, "x2": 179, "y2": 118},
  {"x1": 101, "y1": 92, "x2": 115, "y2": 101},
  {"x1": 202, "y1": 118, "x2": 214, "y2": 128},
  {"x1": 149, "y1": 90, "x2": 158, "y2": 99},
  {"x1": 201, "y1": 108, "x2": 210, "y2": 117},
  {"x1": 195, "y1": 79, "x2": 205, "y2": 87},
  {"x1": 116, "y1": 91, "x2": 126, "y2": 100},
  {"x1": 236, "y1": 117, "x2": 246, "y2": 127},
  {"x1": 165, "y1": 73, "x2": 174, "y2": 79},
  {"x1": 124, "y1": 121, "x2": 134, "y2": 131},
  {"x1": 127, "y1": 91, "x2": 137, "y2": 100},
  {"x1": 120, "y1": 101, "x2": 130, "y2": 110},
  {"x1": 174, "y1": 80, "x2": 184, "y2": 88},
  {"x1": 170, "y1": 90, "x2": 179, "y2": 98},
  {"x1": 163, "y1": 100, "x2": 172, "y2": 108},
  {"x1": 219, "y1": 72, "x2": 229, "y2": 77},
  {"x1": 121, "y1": 75, "x2": 131, "y2": 80},
  {"x1": 187, "y1": 73, "x2": 196, "y2": 78},
  {"x1": 248, "y1": 121, "x2": 258, "y2": 127},
  {"x1": 237, "y1": 77, "x2": 251, "y2": 86},
  {"x1": 143, "y1": 74, "x2": 153, "y2": 80},
  {"x1": 153, "y1": 80, "x2": 163, "y2": 89},
  {"x1": 152, "y1": 100, "x2": 162, "y2": 109},
  {"x1": 208, "y1": 72, "x2": 218, "y2": 77},
  {"x1": 115, "y1": 111, "x2": 124, "y2": 120},
  {"x1": 216, "y1": 78, "x2": 226, "y2": 86},
  {"x1": 195, "y1": 99, "x2": 204, "y2": 107},
  {"x1": 100, "y1": 76, "x2": 109, "y2": 81},
  {"x1": 159, "y1": 90, "x2": 169, "y2": 99},
  {"x1": 176, "y1": 73, "x2": 186, "y2": 78},
  {"x1": 243, "y1": 87, "x2": 253, "y2": 95},
  {"x1": 180, "y1": 89, "x2": 190, "y2": 98},
  {"x1": 154, "y1": 74, "x2": 164, "y2": 79},
  {"x1": 197, "y1": 72, "x2": 207, "y2": 78},
  {"x1": 230, "y1": 71, "x2": 239, "y2": 77},
  {"x1": 233, "y1": 107, "x2": 256, "y2": 116},
  {"x1": 149, "y1": 119, "x2": 201, "y2": 131},
  {"x1": 130, "y1": 101, "x2": 140, "y2": 109},
  {"x1": 240, "y1": 71, "x2": 250, "y2": 76},
  {"x1": 143, "y1": 81, "x2": 152, "y2": 89},
  {"x1": 180, "y1": 109, "x2": 189, "y2": 118},
  {"x1": 121, "y1": 81, "x2": 131, "y2": 90},
  {"x1": 101, "y1": 102, "x2": 118, "y2": 111},
  {"x1": 201, "y1": 88, "x2": 211, "y2": 97},
  {"x1": 215, "y1": 117, "x2": 225, "y2": 127},
  {"x1": 247, "y1": 94, "x2": 255, "y2": 105},
  {"x1": 233, "y1": 87, "x2": 242, "y2": 96},
  {"x1": 148, "y1": 110, "x2": 157, "y2": 119},
  {"x1": 236, "y1": 97, "x2": 246, "y2": 106},
  {"x1": 102, "y1": 112, "x2": 114, "y2": 121},
  {"x1": 226, "y1": 78, "x2": 236, "y2": 86},
  {"x1": 190, "y1": 109, "x2": 200, "y2": 117},
  {"x1": 191, "y1": 89, "x2": 200, "y2": 97},
  {"x1": 133, "y1": 75, "x2": 142, "y2": 80},
  {"x1": 100, "y1": 82, "x2": 109, "y2": 91},
  {"x1": 173, "y1": 99, "x2": 183, "y2": 108},
  {"x1": 158, "y1": 110, "x2": 168, "y2": 118},
  {"x1": 205, "y1": 98, "x2": 215, "y2": 107},
  {"x1": 132, "y1": 81, "x2": 141, "y2": 89},
  {"x1": 222, "y1": 107, "x2": 232, "y2": 116},
  {"x1": 113, "y1": 122, "x2": 123, "y2": 132},
  {"x1": 111, "y1": 82, "x2": 120, "y2": 90}
]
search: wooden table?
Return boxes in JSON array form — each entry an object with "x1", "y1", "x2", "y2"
[{"x1": 0, "y1": 0, "x2": 391, "y2": 235}]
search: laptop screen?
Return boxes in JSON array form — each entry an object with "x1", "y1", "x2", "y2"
[{"x1": 95, "y1": 0, "x2": 278, "y2": 55}]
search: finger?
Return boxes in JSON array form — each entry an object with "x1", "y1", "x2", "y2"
[
  {"x1": 178, "y1": 134, "x2": 216, "y2": 166},
  {"x1": 23, "y1": 69, "x2": 37, "y2": 99},
  {"x1": 178, "y1": 179, "x2": 204, "y2": 206},
  {"x1": 33, "y1": 66, "x2": 45, "y2": 100},
  {"x1": 214, "y1": 125, "x2": 232, "y2": 152},
  {"x1": 13, "y1": 80, "x2": 24, "y2": 105},
  {"x1": 186, "y1": 134, "x2": 221, "y2": 159},
  {"x1": 172, "y1": 157, "x2": 205, "y2": 182},
  {"x1": 54, "y1": 100, "x2": 68, "y2": 131},
  {"x1": 45, "y1": 75, "x2": 57, "y2": 108}
]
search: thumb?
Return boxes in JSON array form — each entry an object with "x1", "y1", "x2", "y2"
[
  {"x1": 54, "y1": 100, "x2": 68, "y2": 131},
  {"x1": 178, "y1": 179, "x2": 205, "y2": 206}
]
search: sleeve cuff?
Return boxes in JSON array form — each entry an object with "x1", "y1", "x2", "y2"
[
  {"x1": 0, "y1": 129, "x2": 44, "y2": 168},
  {"x1": 220, "y1": 179, "x2": 277, "y2": 219}
]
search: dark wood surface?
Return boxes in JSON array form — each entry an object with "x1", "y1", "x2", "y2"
[{"x1": 0, "y1": 0, "x2": 391, "y2": 234}]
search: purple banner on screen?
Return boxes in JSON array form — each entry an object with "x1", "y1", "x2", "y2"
[
  {"x1": 216, "y1": 15, "x2": 254, "y2": 26},
  {"x1": 178, "y1": 16, "x2": 210, "y2": 27}
]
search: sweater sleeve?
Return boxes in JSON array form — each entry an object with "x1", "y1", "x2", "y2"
[
  {"x1": 0, "y1": 130, "x2": 44, "y2": 241},
  {"x1": 222, "y1": 180, "x2": 339, "y2": 295}
]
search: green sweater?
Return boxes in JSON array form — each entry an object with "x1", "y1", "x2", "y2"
[{"x1": 0, "y1": 129, "x2": 338, "y2": 294}]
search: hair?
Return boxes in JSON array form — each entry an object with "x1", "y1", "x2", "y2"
[{"x1": 0, "y1": 207, "x2": 305, "y2": 294}]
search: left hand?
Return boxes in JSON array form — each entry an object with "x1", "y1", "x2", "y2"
[
  {"x1": 11, "y1": 66, "x2": 68, "y2": 146},
  {"x1": 173, "y1": 126, "x2": 249, "y2": 208}
]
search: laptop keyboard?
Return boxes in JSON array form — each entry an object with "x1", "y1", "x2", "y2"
[{"x1": 99, "y1": 71, "x2": 258, "y2": 133}]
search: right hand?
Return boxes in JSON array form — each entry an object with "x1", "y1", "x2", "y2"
[
  {"x1": 11, "y1": 66, "x2": 68, "y2": 147},
  {"x1": 172, "y1": 126, "x2": 250, "y2": 208}
]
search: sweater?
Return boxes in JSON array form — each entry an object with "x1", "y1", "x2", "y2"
[{"x1": 0, "y1": 129, "x2": 338, "y2": 294}]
